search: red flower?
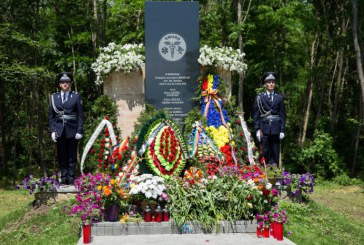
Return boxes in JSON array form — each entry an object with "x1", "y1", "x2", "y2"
[
  {"x1": 105, "y1": 116, "x2": 110, "y2": 120},
  {"x1": 90, "y1": 149, "x2": 95, "y2": 154},
  {"x1": 260, "y1": 156, "x2": 265, "y2": 164},
  {"x1": 202, "y1": 78, "x2": 208, "y2": 90}
]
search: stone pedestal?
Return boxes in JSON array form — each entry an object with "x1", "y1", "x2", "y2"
[
  {"x1": 216, "y1": 67, "x2": 232, "y2": 102},
  {"x1": 103, "y1": 67, "x2": 145, "y2": 138}
]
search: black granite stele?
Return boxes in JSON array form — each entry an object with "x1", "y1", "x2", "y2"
[{"x1": 90, "y1": 220, "x2": 256, "y2": 236}]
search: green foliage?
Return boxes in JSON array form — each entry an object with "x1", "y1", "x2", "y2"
[
  {"x1": 131, "y1": 103, "x2": 161, "y2": 139},
  {"x1": 289, "y1": 130, "x2": 343, "y2": 178},
  {"x1": 332, "y1": 174, "x2": 363, "y2": 186}
]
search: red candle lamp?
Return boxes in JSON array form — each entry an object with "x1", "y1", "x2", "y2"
[
  {"x1": 144, "y1": 205, "x2": 152, "y2": 222},
  {"x1": 162, "y1": 205, "x2": 170, "y2": 222},
  {"x1": 83, "y1": 221, "x2": 91, "y2": 244},
  {"x1": 155, "y1": 205, "x2": 162, "y2": 222}
]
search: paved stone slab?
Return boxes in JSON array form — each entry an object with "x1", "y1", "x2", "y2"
[{"x1": 77, "y1": 233, "x2": 296, "y2": 245}]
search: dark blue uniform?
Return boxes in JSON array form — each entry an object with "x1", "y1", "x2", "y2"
[
  {"x1": 49, "y1": 91, "x2": 84, "y2": 183},
  {"x1": 253, "y1": 92, "x2": 286, "y2": 164}
]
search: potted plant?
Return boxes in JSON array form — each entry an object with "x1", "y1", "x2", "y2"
[{"x1": 99, "y1": 177, "x2": 129, "y2": 221}]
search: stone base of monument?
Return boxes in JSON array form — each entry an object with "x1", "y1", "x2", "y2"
[
  {"x1": 34, "y1": 185, "x2": 77, "y2": 205},
  {"x1": 91, "y1": 220, "x2": 256, "y2": 236}
]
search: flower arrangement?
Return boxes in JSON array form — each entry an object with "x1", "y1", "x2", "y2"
[
  {"x1": 198, "y1": 73, "x2": 238, "y2": 166},
  {"x1": 86, "y1": 115, "x2": 121, "y2": 174},
  {"x1": 198, "y1": 45, "x2": 247, "y2": 73},
  {"x1": 129, "y1": 174, "x2": 168, "y2": 201},
  {"x1": 137, "y1": 113, "x2": 187, "y2": 179},
  {"x1": 91, "y1": 43, "x2": 145, "y2": 85},
  {"x1": 17, "y1": 174, "x2": 60, "y2": 194}
]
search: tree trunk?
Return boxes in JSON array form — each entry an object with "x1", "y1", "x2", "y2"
[
  {"x1": 92, "y1": 0, "x2": 99, "y2": 56},
  {"x1": 237, "y1": 0, "x2": 243, "y2": 109},
  {"x1": 300, "y1": 33, "x2": 319, "y2": 144},
  {"x1": 236, "y1": 0, "x2": 252, "y2": 110},
  {"x1": 351, "y1": 0, "x2": 364, "y2": 176},
  {"x1": 68, "y1": 27, "x2": 77, "y2": 92},
  {"x1": 0, "y1": 77, "x2": 6, "y2": 173}
]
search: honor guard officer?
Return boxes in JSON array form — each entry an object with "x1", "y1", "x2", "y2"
[
  {"x1": 253, "y1": 72, "x2": 286, "y2": 164},
  {"x1": 49, "y1": 72, "x2": 84, "y2": 185}
]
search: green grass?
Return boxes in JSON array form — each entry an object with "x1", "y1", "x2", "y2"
[
  {"x1": 283, "y1": 183, "x2": 364, "y2": 245},
  {"x1": 0, "y1": 190, "x2": 79, "y2": 245}
]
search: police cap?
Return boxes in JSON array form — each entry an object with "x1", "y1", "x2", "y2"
[
  {"x1": 57, "y1": 72, "x2": 73, "y2": 83},
  {"x1": 261, "y1": 72, "x2": 277, "y2": 85}
]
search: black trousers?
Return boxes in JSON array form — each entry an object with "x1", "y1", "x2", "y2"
[
  {"x1": 261, "y1": 134, "x2": 280, "y2": 164},
  {"x1": 56, "y1": 132, "x2": 78, "y2": 182}
]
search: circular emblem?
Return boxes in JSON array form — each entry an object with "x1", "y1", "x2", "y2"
[{"x1": 159, "y1": 33, "x2": 187, "y2": 62}]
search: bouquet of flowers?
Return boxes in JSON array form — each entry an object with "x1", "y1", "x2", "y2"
[
  {"x1": 64, "y1": 173, "x2": 109, "y2": 222},
  {"x1": 129, "y1": 174, "x2": 168, "y2": 201},
  {"x1": 98, "y1": 177, "x2": 129, "y2": 209}
]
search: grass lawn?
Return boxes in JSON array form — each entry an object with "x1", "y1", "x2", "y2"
[
  {"x1": 0, "y1": 190, "x2": 79, "y2": 245},
  {"x1": 1, "y1": 182, "x2": 364, "y2": 245},
  {"x1": 285, "y1": 182, "x2": 364, "y2": 245}
]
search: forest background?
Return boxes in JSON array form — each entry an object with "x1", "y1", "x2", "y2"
[{"x1": 0, "y1": 0, "x2": 363, "y2": 187}]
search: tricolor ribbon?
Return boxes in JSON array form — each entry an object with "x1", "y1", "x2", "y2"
[
  {"x1": 118, "y1": 151, "x2": 138, "y2": 187},
  {"x1": 189, "y1": 121, "x2": 221, "y2": 159}
]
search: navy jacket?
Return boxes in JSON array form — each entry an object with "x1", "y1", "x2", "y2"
[
  {"x1": 253, "y1": 92, "x2": 286, "y2": 135},
  {"x1": 49, "y1": 91, "x2": 84, "y2": 138}
]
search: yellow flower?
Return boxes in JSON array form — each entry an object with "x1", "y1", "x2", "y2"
[
  {"x1": 247, "y1": 203, "x2": 253, "y2": 209},
  {"x1": 206, "y1": 126, "x2": 230, "y2": 148},
  {"x1": 130, "y1": 183, "x2": 135, "y2": 188},
  {"x1": 97, "y1": 185, "x2": 102, "y2": 191},
  {"x1": 110, "y1": 179, "x2": 117, "y2": 185},
  {"x1": 207, "y1": 74, "x2": 213, "y2": 90},
  {"x1": 120, "y1": 214, "x2": 129, "y2": 223}
]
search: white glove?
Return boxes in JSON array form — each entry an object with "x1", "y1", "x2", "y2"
[
  {"x1": 280, "y1": 133, "x2": 285, "y2": 140},
  {"x1": 75, "y1": 133, "x2": 83, "y2": 140},
  {"x1": 256, "y1": 130, "x2": 262, "y2": 142},
  {"x1": 51, "y1": 132, "x2": 57, "y2": 143}
]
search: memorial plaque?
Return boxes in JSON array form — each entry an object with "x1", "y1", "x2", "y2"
[{"x1": 145, "y1": 1, "x2": 200, "y2": 125}]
